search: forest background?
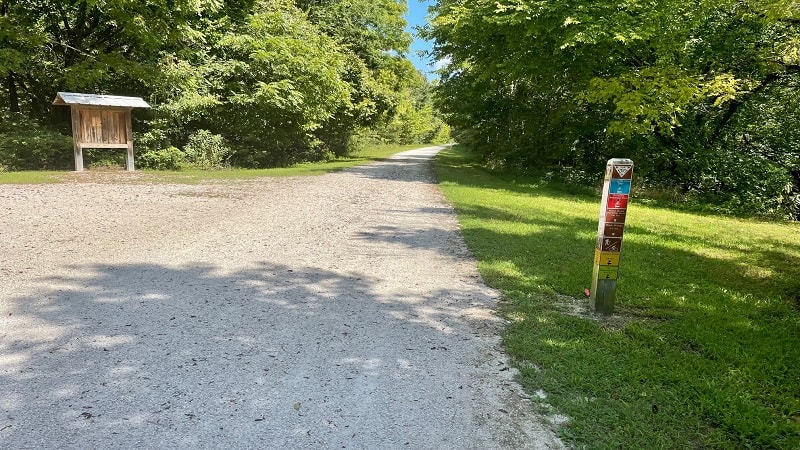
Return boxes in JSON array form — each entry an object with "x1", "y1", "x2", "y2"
[
  {"x1": 0, "y1": 0, "x2": 449, "y2": 172},
  {"x1": 425, "y1": 0, "x2": 800, "y2": 220}
]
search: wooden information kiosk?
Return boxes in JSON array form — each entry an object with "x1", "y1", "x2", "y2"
[{"x1": 53, "y1": 92, "x2": 150, "y2": 171}]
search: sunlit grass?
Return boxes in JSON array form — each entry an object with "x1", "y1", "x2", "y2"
[
  {"x1": 144, "y1": 143, "x2": 423, "y2": 183},
  {"x1": 0, "y1": 171, "x2": 63, "y2": 184},
  {"x1": 435, "y1": 145, "x2": 800, "y2": 449}
]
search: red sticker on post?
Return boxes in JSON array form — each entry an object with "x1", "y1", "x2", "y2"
[{"x1": 607, "y1": 194, "x2": 629, "y2": 209}]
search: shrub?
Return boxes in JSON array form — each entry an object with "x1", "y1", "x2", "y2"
[
  {"x1": 0, "y1": 111, "x2": 73, "y2": 170},
  {"x1": 84, "y1": 149, "x2": 126, "y2": 170},
  {"x1": 138, "y1": 146, "x2": 188, "y2": 171},
  {"x1": 184, "y1": 130, "x2": 232, "y2": 169},
  {"x1": 135, "y1": 129, "x2": 172, "y2": 153}
]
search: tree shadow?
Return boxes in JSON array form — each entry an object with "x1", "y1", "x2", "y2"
[
  {"x1": 444, "y1": 200, "x2": 800, "y2": 446},
  {"x1": 445, "y1": 199, "x2": 800, "y2": 314},
  {"x1": 1, "y1": 260, "x2": 505, "y2": 448},
  {"x1": 344, "y1": 149, "x2": 442, "y2": 185}
]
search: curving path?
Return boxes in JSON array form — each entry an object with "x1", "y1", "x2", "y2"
[{"x1": 0, "y1": 146, "x2": 564, "y2": 449}]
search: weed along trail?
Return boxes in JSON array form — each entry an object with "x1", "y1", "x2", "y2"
[{"x1": 0, "y1": 146, "x2": 564, "y2": 449}]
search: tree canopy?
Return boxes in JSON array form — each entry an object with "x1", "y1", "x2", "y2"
[
  {"x1": 0, "y1": 0, "x2": 447, "y2": 170},
  {"x1": 425, "y1": 0, "x2": 800, "y2": 219}
]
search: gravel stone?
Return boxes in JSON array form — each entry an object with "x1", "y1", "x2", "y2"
[{"x1": 0, "y1": 146, "x2": 565, "y2": 449}]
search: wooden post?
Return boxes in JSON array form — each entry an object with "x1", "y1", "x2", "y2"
[
  {"x1": 590, "y1": 159, "x2": 633, "y2": 315},
  {"x1": 70, "y1": 106, "x2": 84, "y2": 172},
  {"x1": 124, "y1": 110, "x2": 135, "y2": 171}
]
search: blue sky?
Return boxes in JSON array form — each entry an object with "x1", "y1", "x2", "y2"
[{"x1": 404, "y1": 0, "x2": 436, "y2": 79}]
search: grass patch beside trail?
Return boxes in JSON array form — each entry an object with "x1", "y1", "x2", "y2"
[
  {"x1": 144, "y1": 143, "x2": 425, "y2": 183},
  {"x1": 0, "y1": 171, "x2": 63, "y2": 184},
  {"x1": 0, "y1": 144, "x2": 427, "y2": 184},
  {"x1": 434, "y1": 146, "x2": 800, "y2": 449}
]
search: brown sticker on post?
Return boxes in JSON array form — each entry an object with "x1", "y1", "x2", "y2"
[
  {"x1": 606, "y1": 209, "x2": 627, "y2": 223},
  {"x1": 603, "y1": 222, "x2": 625, "y2": 238},
  {"x1": 600, "y1": 237, "x2": 622, "y2": 252},
  {"x1": 612, "y1": 165, "x2": 633, "y2": 179}
]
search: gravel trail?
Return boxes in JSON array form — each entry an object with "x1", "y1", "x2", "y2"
[{"x1": 0, "y1": 146, "x2": 564, "y2": 449}]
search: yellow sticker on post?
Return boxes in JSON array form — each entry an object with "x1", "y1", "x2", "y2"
[
  {"x1": 594, "y1": 250, "x2": 620, "y2": 267},
  {"x1": 597, "y1": 266, "x2": 619, "y2": 280}
]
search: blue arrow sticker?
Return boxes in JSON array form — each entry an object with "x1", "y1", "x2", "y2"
[{"x1": 609, "y1": 179, "x2": 631, "y2": 195}]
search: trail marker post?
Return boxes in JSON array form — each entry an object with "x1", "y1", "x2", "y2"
[{"x1": 591, "y1": 158, "x2": 633, "y2": 315}]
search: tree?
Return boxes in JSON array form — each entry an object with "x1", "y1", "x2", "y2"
[
  {"x1": 142, "y1": 0, "x2": 354, "y2": 166},
  {"x1": 298, "y1": 0, "x2": 415, "y2": 155},
  {"x1": 1, "y1": 0, "x2": 435, "y2": 169},
  {"x1": 1, "y1": 0, "x2": 211, "y2": 120},
  {"x1": 426, "y1": 0, "x2": 800, "y2": 218},
  {"x1": 372, "y1": 70, "x2": 451, "y2": 145}
]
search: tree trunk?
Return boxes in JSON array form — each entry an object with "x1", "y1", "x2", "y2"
[
  {"x1": 7, "y1": 71, "x2": 20, "y2": 112},
  {"x1": 1, "y1": 0, "x2": 15, "y2": 112}
]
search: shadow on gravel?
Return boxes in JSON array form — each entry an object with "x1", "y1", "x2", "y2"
[
  {"x1": 1, "y1": 261, "x2": 495, "y2": 447},
  {"x1": 345, "y1": 157, "x2": 438, "y2": 184},
  {"x1": 354, "y1": 224, "x2": 471, "y2": 261}
]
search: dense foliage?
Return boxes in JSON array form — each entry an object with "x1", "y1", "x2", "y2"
[
  {"x1": 0, "y1": 111, "x2": 72, "y2": 171},
  {"x1": 0, "y1": 0, "x2": 447, "y2": 170},
  {"x1": 425, "y1": 0, "x2": 800, "y2": 219}
]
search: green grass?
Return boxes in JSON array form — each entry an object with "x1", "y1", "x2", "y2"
[
  {"x1": 142, "y1": 143, "x2": 424, "y2": 183},
  {"x1": 434, "y1": 146, "x2": 800, "y2": 449},
  {"x1": 0, "y1": 171, "x2": 64, "y2": 184},
  {"x1": 0, "y1": 144, "x2": 427, "y2": 184}
]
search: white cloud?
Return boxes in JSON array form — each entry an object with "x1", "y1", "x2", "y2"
[{"x1": 434, "y1": 56, "x2": 452, "y2": 71}]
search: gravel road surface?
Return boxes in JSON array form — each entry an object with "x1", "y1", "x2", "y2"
[{"x1": 0, "y1": 146, "x2": 564, "y2": 449}]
